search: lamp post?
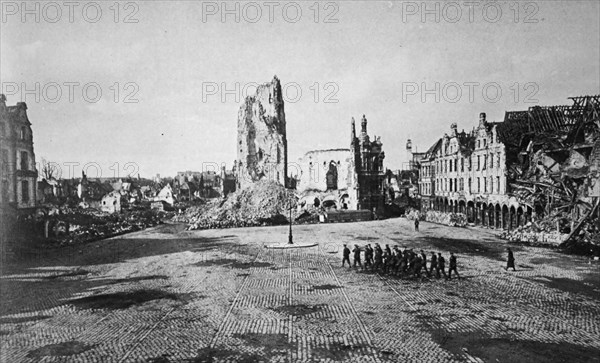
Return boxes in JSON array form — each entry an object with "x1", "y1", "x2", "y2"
[{"x1": 288, "y1": 200, "x2": 293, "y2": 244}]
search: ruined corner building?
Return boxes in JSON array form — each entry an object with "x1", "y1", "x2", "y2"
[{"x1": 235, "y1": 76, "x2": 288, "y2": 190}]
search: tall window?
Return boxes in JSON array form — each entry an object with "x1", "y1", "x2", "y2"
[
  {"x1": 490, "y1": 177, "x2": 494, "y2": 194},
  {"x1": 1, "y1": 180, "x2": 8, "y2": 203},
  {"x1": 1, "y1": 149, "x2": 8, "y2": 172},
  {"x1": 483, "y1": 155, "x2": 487, "y2": 170},
  {"x1": 20, "y1": 126, "x2": 26, "y2": 140},
  {"x1": 21, "y1": 180, "x2": 29, "y2": 203},
  {"x1": 477, "y1": 155, "x2": 481, "y2": 171},
  {"x1": 461, "y1": 158, "x2": 464, "y2": 172},
  {"x1": 497, "y1": 176, "x2": 501, "y2": 193},
  {"x1": 484, "y1": 177, "x2": 487, "y2": 193},
  {"x1": 490, "y1": 153, "x2": 493, "y2": 168},
  {"x1": 449, "y1": 179, "x2": 453, "y2": 192},
  {"x1": 477, "y1": 177, "x2": 481, "y2": 193},
  {"x1": 483, "y1": 139, "x2": 486, "y2": 147},
  {"x1": 20, "y1": 151, "x2": 28, "y2": 171},
  {"x1": 468, "y1": 178, "x2": 472, "y2": 193}
]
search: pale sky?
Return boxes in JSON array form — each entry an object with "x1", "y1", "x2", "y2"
[{"x1": 1, "y1": 1, "x2": 599, "y2": 179}]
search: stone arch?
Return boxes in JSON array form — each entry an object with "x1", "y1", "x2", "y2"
[
  {"x1": 458, "y1": 200, "x2": 466, "y2": 214},
  {"x1": 488, "y1": 203, "x2": 495, "y2": 228},
  {"x1": 494, "y1": 204, "x2": 500, "y2": 229},
  {"x1": 339, "y1": 193, "x2": 350, "y2": 209},
  {"x1": 509, "y1": 206, "x2": 517, "y2": 230},
  {"x1": 467, "y1": 201, "x2": 475, "y2": 223},
  {"x1": 482, "y1": 202, "x2": 488, "y2": 226},
  {"x1": 501, "y1": 205, "x2": 509, "y2": 229},
  {"x1": 517, "y1": 206, "x2": 524, "y2": 227}
]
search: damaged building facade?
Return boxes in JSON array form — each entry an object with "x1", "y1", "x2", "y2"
[
  {"x1": 295, "y1": 115, "x2": 386, "y2": 213},
  {"x1": 416, "y1": 95, "x2": 600, "y2": 237},
  {"x1": 0, "y1": 94, "x2": 38, "y2": 212},
  {"x1": 418, "y1": 113, "x2": 517, "y2": 228},
  {"x1": 236, "y1": 76, "x2": 288, "y2": 190}
]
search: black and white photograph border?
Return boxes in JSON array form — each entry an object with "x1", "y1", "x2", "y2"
[{"x1": 1, "y1": 1, "x2": 599, "y2": 362}]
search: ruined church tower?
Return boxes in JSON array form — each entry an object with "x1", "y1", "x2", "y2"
[{"x1": 235, "y1": 76, "x2": 288, "y2": 190}]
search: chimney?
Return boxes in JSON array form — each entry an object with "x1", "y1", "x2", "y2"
[
  {"x1": 479, "y1": 112, "x2": 486, "y2": 125},
  {"x1": 450, "y1": 123, "x2": 458, "y2": 135}
]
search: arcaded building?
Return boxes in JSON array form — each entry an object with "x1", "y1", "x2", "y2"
[
  {"x1": 0, "y1": 94, "x2": 38, "y2": 211},
  {"x1": 417, "y1": 95, "x2": 600, "y2": 231}
]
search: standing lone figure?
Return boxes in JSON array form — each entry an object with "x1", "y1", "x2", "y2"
[
  {"x1": 506, "y1": 247, "x2": 516, "y2": 271},
  {"x1": 448, "y1": 252, "x2": 460, "y2": 279},
  {"x1": 342, "y1": 244, "x2": 351, "y2": 267},
  {"x1": 414, "y1": 218, "x2": 420, "y2": 232}
]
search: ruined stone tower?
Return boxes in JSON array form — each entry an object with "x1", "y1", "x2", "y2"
[{"x1": 236, "y1": 76, "x2": 288, "y2": 190}]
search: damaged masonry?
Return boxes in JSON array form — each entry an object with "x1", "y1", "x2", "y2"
[{"x1": 415, "y1": 95, "x2": 600, "y2": 253}]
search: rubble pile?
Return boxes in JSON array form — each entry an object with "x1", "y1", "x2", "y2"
[
  {"x1": 405, "y1": 209, "x2": 467, "y2": 227},
  {"x1": 42, "y1": 206, "x2": 166, "y2": 247},
  {"x1": 499, "y1": 96, "x2": 600, "y2": 254},
  {"x1": 175, "y1": 181, "x2": 299, "y2": 230},
  {"x1": 501, "y1": 223, "x2": 567, "y2": 246},
  {"x1": 425, "y1": 211, "x2": 468, "y2": 227},
  {"x1": 405, "y1": 209, "x2": 424, "y2": 221}
]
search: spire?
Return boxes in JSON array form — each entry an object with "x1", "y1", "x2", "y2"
[
  {"x1": 351, "y1": 117, "x2": 356, "y2": 145},
  {"x1": 359, "y1": 115, "x2": 370, "y2": 144},
  {"x1": 361, "y1": 114, "x2": 367, "y2": 134}
]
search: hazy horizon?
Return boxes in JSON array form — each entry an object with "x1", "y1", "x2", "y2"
[{"x1": 2, "y1": 1, "x2": 599, "y2": 179}]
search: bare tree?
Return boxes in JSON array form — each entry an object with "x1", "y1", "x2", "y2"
[{"x1": 41, "y1": 158, "x2": 61, "y2": 180}]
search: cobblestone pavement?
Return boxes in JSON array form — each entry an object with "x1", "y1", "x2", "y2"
[{"x1": 1, "y1": 219, "x2": 599, "y2": 362}]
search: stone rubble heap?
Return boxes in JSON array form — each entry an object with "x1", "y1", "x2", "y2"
[
  {"x1": 40, "y1": 205, "x2": 165, "y2": 247},
  {"x1": 405, "y1": 209, "x2": 468, "y2": 228},
  {"x1": 175, "y1": 181, "x2": 299, "y2": 230}
]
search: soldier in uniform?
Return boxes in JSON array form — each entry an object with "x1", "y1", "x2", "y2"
[
  {"x1": 437, "y1": 252, "x2": 447, "y2": 279},
  {"x1": 374, "y1": 244, "x2": 383, "y2": 271},
  {"x1": 353, "y1": 244, "x2": 362, "y2": 269},
  {"x1": 420, "y1": 250, "x2": 428, "y2": 276},
  {"x1": 399, "y1": 249, "x2": 409, "y2": 277},
  {"x1": 448, "y1": 252, "x2": 460, "y2": 279},
  {"x1": 413, "y1": 255, "x2": 423, "y2": 278},
  {"x1": 342, "y1": 244, "x2": 351, "y2": 267},
  {"x1": 429, "y1": 251, "x2": 438, "y2": 277},
  {"x1": 364, "y1": 244, "x2": 373, "y2": 270}
]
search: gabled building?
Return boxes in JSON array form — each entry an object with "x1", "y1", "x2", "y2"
[{"x1": 0, "y1": 94, "x2": 38, "y2": 212}]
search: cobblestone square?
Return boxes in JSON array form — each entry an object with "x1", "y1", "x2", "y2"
[{"x1": 1, "y1": 218, "x2": 599, "y2": 362}]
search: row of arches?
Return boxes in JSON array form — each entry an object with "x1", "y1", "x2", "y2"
[{"x1": 431, "y1": 197, "x2": 532, "y2": 230}]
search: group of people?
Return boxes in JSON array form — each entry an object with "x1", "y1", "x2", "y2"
[{"x1": 341, "y1": 243, "x2": 461, "y2": 280}]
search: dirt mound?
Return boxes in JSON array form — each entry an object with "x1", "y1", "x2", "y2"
[{"x1": 174, "y1": 181, "x2": 298, "y2": 230}]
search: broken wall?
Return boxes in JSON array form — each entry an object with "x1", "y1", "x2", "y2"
[{"x1": 236, "y1": 76, "x2": 287, "y2": 190}]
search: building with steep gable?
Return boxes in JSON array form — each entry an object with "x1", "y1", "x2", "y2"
[{"x1": 0, "y1": 94, "x2": 38, "y2": 211}]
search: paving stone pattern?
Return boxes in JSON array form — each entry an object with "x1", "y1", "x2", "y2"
[{"x1": 1, "y1": 219, "x2": 599, "y2": 362}]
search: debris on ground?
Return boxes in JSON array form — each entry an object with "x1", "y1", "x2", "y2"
[
  {"x1": 499, "y1": 95, "x2": 600, "y2": 255},
  {"x1": 174, "y1": 181, "x2": 313, "y2": 230},
  {"x1": 406, "y1": 209, "x2": 467, "y2": 227},
  {"x1": 38, "y1": 205, "x2": 167, "y2": 247}
]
